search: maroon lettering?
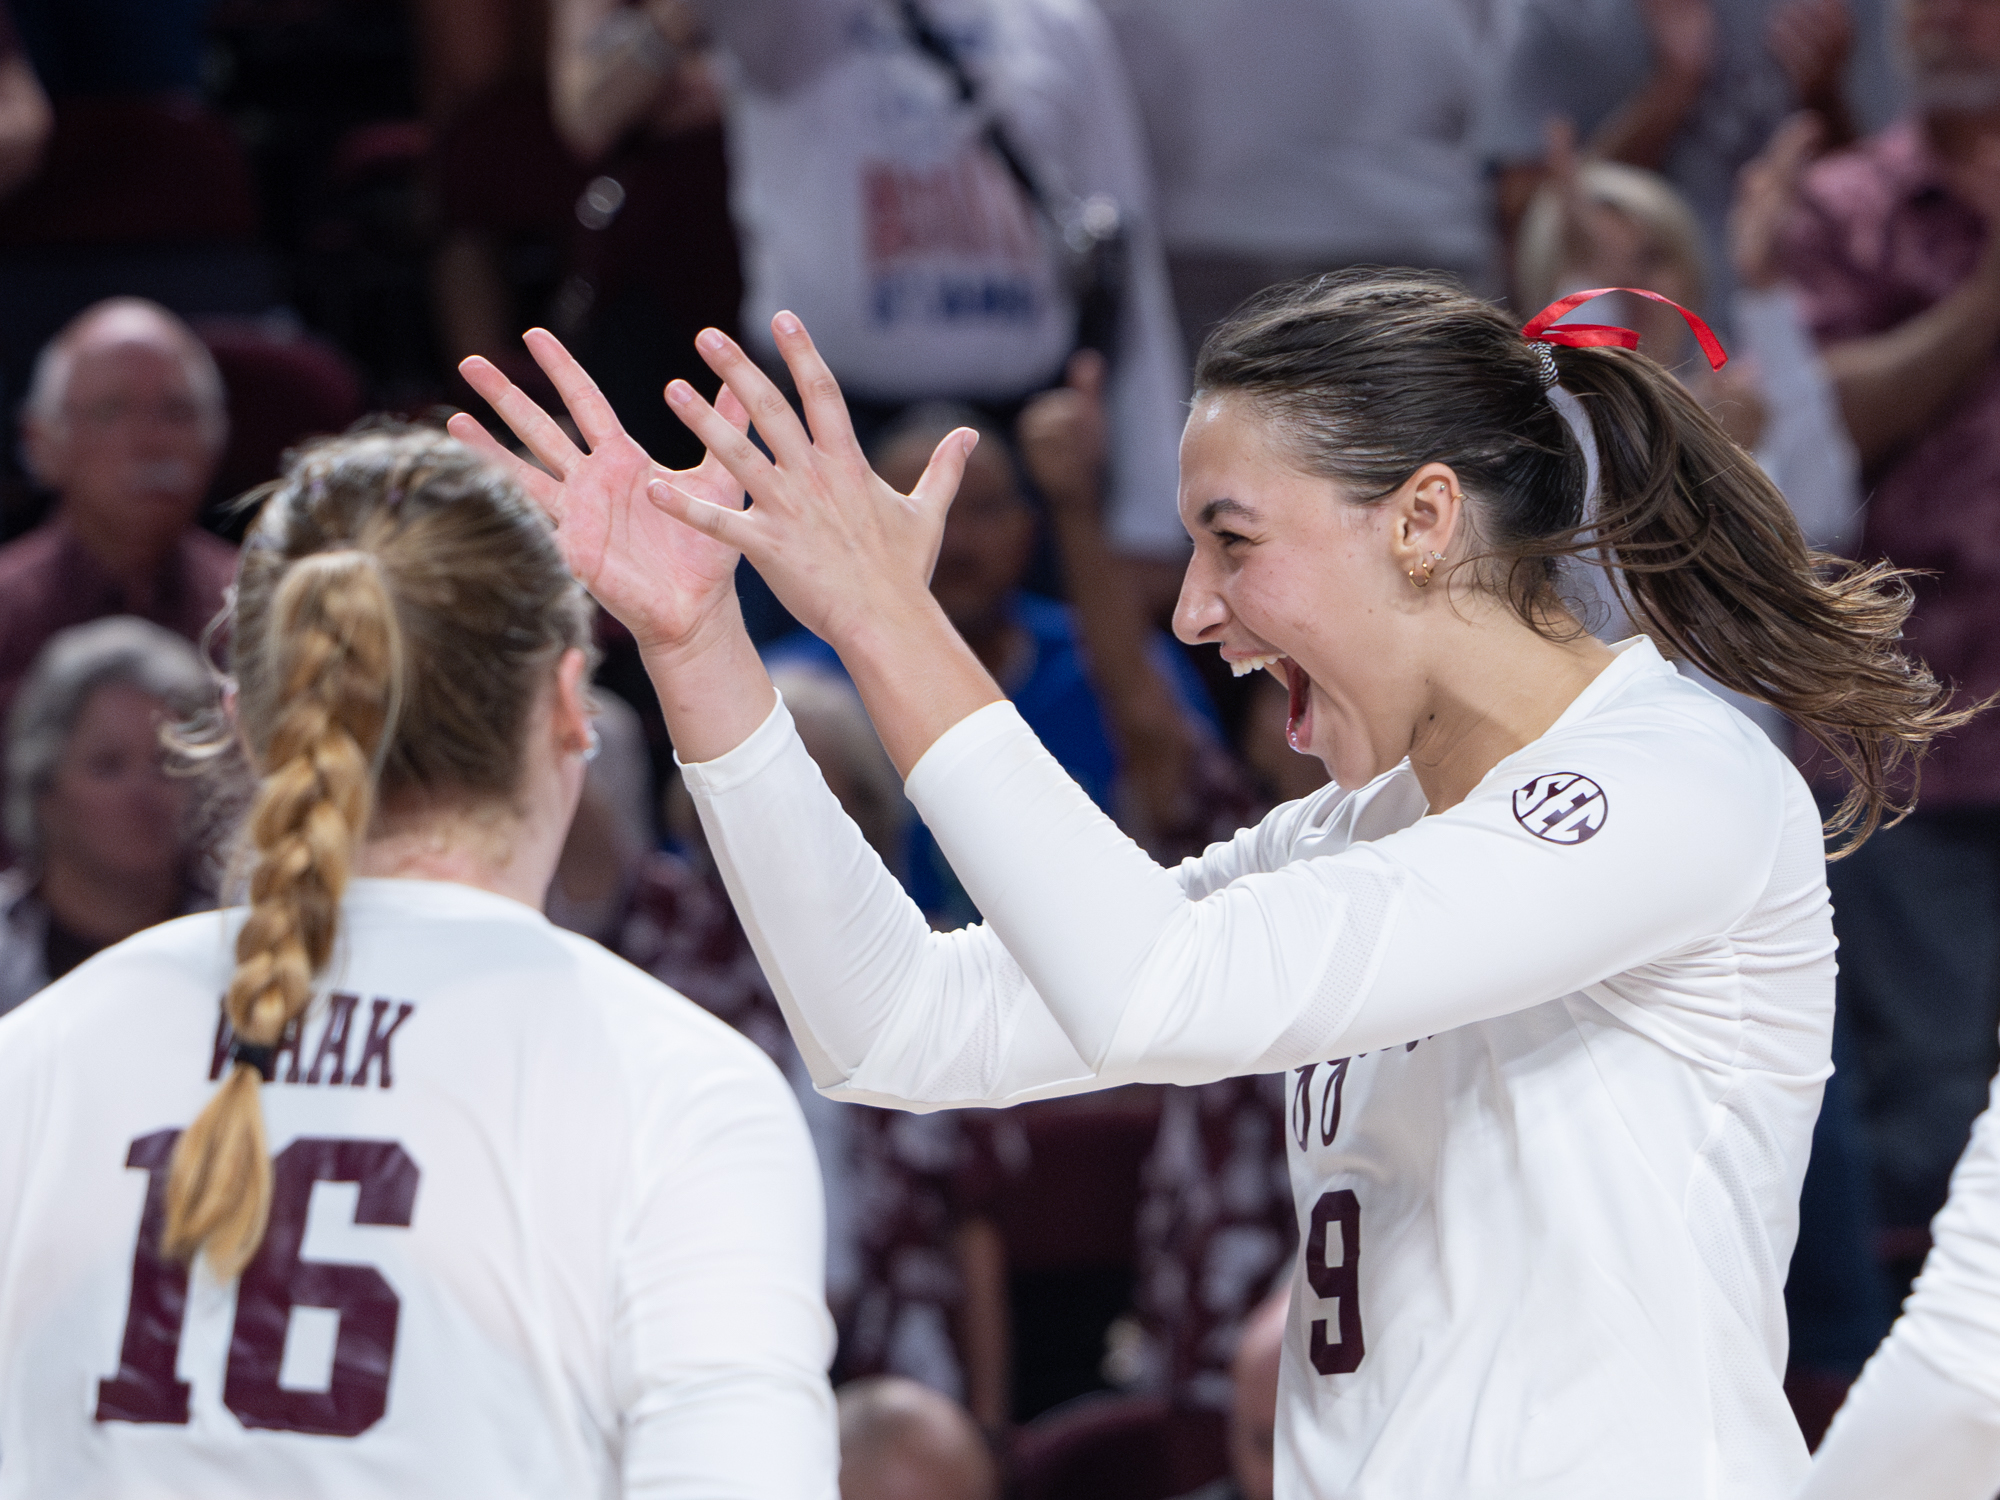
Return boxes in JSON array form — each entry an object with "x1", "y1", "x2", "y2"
[
  {"x1": 95, "y1": 1130, "x2": 192, "y2": 1424},
  {"x1": 350, "y1": 1001, "x2": 413, "y2": 1089},
  {"x1": 1291, "y1": 1063, "x2": 1318, "y2": 1151},
  {"x1": 1318, "y1": 1058, "x2": 1351, "y2": 1146},
  {"x1": 1305, "y1": 1189, "x2": 1364, "y2": 1376},
  {"x1": 304, "y1": 994, "x2": 360, "y2": 1085},
  {"x1": 224, "y1": 1138, "x2": 420, "y2": 1437}
]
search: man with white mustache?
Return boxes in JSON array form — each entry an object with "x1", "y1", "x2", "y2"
[{"x1": 0, "y1": 298, "x2": 232, "y2": 729}]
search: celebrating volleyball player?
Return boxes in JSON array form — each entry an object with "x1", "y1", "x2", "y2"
[
  {"x1": 0, "y1": 427, "x2": 837, "y2": 1497},
  {"x1": 458, "y1": 269, "x2": 1965, "y2": 1498}
]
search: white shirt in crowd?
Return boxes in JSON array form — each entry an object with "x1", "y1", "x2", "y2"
[
  {"x1": 0, "y1": 879, "x2": 836, "y2": 1500},
  {"x1": 683, "y1": 636, "x2": 1835, "y2": 1499},
  {"x1": 697, "y1": 0, "x2": 1190, "y2": 556},
  {"x1": 1098, "y1": 0, "x2": 1495, "y2": 280},
  {"x1": 1798, "y1": 1048, "x2": 2000, "y2": 1500}
]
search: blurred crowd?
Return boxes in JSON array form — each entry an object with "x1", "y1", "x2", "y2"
[{"x1": 3, "y1": 0, "x2": 1999, "y2": 1493}]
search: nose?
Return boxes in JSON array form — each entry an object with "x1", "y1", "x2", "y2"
[{"x1": 1172, "y1": 554, "x2": 1225, "y2": 646}]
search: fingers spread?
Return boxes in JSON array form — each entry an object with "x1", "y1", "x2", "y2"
[
  {"x1": 522, "y1": 328, "x2": 630, "y2": 453},
  {"x1": 666, "y1": 378, "x2": 782, "y2": 500},
  {"x1": 690, "y1": 326, "x2": 817, "y2": 469},
  {"x1": 445, "y1": 412, "x2": 565, "y2": 515},
  {"x1": 650, "y1": 478, "x2": 754, "y2": 553},
  {"x1": 770, "y1": 311, "x2": 864, "y2": 462},
  {"x1": 459, "y1": 354, "x2": 585, "y2": 481}
]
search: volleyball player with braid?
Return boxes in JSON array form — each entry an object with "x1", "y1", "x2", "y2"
[
  {"x1": 0, "y1": 426, "x2": 837, "y2": 1496},
  {"x1": 459, "y1": 270, "x2": 1978, "y2": 1499}
]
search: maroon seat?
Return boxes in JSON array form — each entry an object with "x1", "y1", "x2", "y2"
[
  {"x1": 0, "y1": 98, "x2": 258, "y2": 248},
  {"x1": 1010, "y1": 1393, "x2": 1195, "y2": 1500},
  {"x1": 194, "y1": 318, "x2": 367, "y2": 509}
]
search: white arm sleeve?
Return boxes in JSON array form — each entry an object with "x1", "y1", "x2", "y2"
[
  {"x1": 689, "y1": 689, "x2": 1783, "y2": 1107},
  {"x1": 617, "y1": 1046, "x2": 838, "y2": 1498},
  {"x1": 1797, "y1": 1065, "x2": 2000, "y2": 1500}
]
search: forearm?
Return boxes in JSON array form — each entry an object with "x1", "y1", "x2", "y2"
[
  {"x1": 640, "y1": 593, "x2": 778, "y2": 766},
  {"x1": 834, "y1": 597, "x2": 1004, "y2": 779},
  {"x1": 1823, "y1": 254, "x2": 2000, "y2": 463},
  {"x1": 1590, "y1": 68, "x2": 1706, "y2": 170}
]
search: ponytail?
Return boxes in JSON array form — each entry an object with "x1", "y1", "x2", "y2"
[
  {"x1": 1545, "y1": 344, "x2": 1971, "y2": 850},
  {"x1": 164, "y1": 551, "x2": 399, "y2": 1277},
  {"x1": 1195, "y1": 268, "x2": 1979, "y2": 854}
]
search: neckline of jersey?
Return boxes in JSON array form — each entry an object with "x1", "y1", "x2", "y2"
[{"x1": 341, "y1": 876, "x2": 551, "y2": 926}]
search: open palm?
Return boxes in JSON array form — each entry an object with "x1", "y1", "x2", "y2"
[{"x1": 447, "y1": 328, "x2": 751, "y2": 653}]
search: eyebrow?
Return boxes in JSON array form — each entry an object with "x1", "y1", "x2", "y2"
[{"x1": 1198, "y1": 497, "x2": 1261, "y2": 528}]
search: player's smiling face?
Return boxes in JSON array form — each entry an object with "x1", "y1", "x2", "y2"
[{"x1": 1174, "y1": 393, "x2": 1436, "y2": 792}]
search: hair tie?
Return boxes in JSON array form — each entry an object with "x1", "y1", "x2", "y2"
[
  {"x1": 1522, "y1": 287, "x2": 1728, "y2": 371},
  {"x1": 1532, "y1": 344, "x2": 1559, "y2": 389},
  {"x1": 231, "y1": 1039, "x2": 277, "y2": 1082}
]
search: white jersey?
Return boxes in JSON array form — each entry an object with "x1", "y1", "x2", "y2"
[
  {"x1": 1798, "y1": 1050, "x2": 2000, "y2": 1500},
  {"x1": 682, "y1": 636, "x2": 1834, "y2": 1499},
  {"x1": 0, "y1": 879, "x2": 836, "y2": 1500}
]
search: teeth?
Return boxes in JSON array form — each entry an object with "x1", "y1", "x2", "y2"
[{"x1": 1229, "y1": 653, "x2": 1283, "y2": 678}]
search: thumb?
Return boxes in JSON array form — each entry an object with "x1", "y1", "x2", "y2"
[
  {"x1": 1065, "y1": 348, "x2": 1109, "y2": 403},
  {"x1": 650, "y1": 478, "x2": 753, "y2": 553},
  {"x1": 910, "y1": 428, "x2": 978, "y2": 520}
]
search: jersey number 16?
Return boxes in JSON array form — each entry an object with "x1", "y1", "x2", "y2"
[{"x1": 95, "y1": 1129, "x2": 421, "y2": 1438}]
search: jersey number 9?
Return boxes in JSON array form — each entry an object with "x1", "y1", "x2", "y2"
[
  {"x1": 94, "y1": 1129, "x2": 421, "y2": 1437},
  {"x1": 1305, "y1": 1188, "x2": 1363, "y2": 1376}
]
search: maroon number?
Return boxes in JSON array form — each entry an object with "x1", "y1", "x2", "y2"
[
  {"x1": 1305, "y1": 1189, "x2": 1364, "y2": 1375},
  {"x1": 96, "y1": 1132, "x2": 419, "y2": 1437},
  {"x1": 225, "y1": 1138, "x2": 420, "y2": 1437},
  {"x1": 95, "y1": 1130, "x2": 192, "y2": 1424}
]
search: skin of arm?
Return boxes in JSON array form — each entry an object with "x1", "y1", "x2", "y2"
[
  {"x1": 1590, "y1": 0, "x2": 1714, "y2": 170},
  {"x1": 1819, "y1": 231, "x2": 2000, "y2": 464},
  {"x1": 1018, "y1": 350, "x2": 1195, "y2": 847},
  {"x1": 954, "y1": 1216, "x2": 1011, "y2": 1434}
]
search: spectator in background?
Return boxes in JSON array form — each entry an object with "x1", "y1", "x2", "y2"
[
  {"x1": 1477, "y1": 0, "x2": 1889, "y2": 308},
  {"x1": 544, "y1": 0, "x2": 741, "y2": 473},
  {"x1": 1099, "y1": 0, "x2": 1498, "y2": 355},
  {"x1": 1779, "y1": 0, "x2": 2000, "y2": 1293},
  {"x1": 1165, "y1": 1291, "x2": 1285, "y2": 1500},
  {"x1": 680, "y1": 0, "x2": 1188, "y2": 582},
  {"x1": 0, "y1": 1, "x2": 49, "y2": 202},
  {"x1": 0, "y1": 617, "x2": 212, "y2": 1016},
  {"x1": 836, "y1": 1376, "x2": 998, "y2": 1500},
  {"x1": 0, "y1": 299, "x2": 232, "y2": 727}
]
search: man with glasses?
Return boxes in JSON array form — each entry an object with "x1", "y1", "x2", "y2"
[{"x1": 0, "y1": 298, "x2": 232, "y2": 729}]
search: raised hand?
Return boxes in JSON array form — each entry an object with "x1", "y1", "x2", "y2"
[
  {"x1": 1729, "y1": 111, "x2": 1823, "y2": 291},
  {"x1": 447, "y1": 327, "x2": 751, "y2": 655},
  {"x1": 651, "y1": 313, "x2": 977, "y2": 653},
  {"x1": 1018, "y1": 349, "x2": 1109, "y2": 516}
]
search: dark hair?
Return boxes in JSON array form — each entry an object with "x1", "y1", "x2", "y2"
[
  {"x1": 1194, "y1": 268, "x2": 1973, "y2": 851},
  {"x1": 165, "y1": 425, "x2": 592, "y2": 1277}
]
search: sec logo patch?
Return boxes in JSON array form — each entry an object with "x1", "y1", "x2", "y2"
[{"x1": 1512, "y1": 772, "x2": 1608, "y2": 845}]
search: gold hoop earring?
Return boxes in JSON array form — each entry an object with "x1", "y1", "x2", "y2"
[{"x1": 1408, "y1": 550, "x2": 1445, "y2": 589}]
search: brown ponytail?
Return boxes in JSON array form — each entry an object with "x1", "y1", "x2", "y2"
[
  {"x1": 1195, "y1": 268, "x2": 1975, "y2": 853},
  {"x1": 1542, "y1": 343, "x2": 1969, "y2": 848},
  {"x1": 164, "y1": 553, "x2": 398, "y2": 1276},
  {"x1": 164, "y1": 425, "x2": 592, "y2": 1277}
]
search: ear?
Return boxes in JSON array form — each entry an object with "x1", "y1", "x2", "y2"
[
  {"x1": 552, "y1": 647, "x2": 592, "y2": 757},
  {"x1": 1389, "y1": 462, "x2": 1464, "y2": 572}
]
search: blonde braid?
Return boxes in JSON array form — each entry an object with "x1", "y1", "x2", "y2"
[{"x1": 164, "y1": 551, "x2": 400, "y2": 1278}]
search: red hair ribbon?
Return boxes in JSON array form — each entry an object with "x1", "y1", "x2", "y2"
[{"x1": 1521, "y1": 287, "x2": 1728, "y2": 370}]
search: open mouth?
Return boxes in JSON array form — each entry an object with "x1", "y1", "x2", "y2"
[{"x1": 1284, "y1": 659, "x2": 1312, "y2": 753}]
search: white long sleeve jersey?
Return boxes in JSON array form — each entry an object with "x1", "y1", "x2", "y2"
[
  {"x1": 685, "y1": 636, "x2": 1835, "y2": 1499},
  {"x1": 0, "y1": 879, "x2": 837, "y2": 1500},
  {"x1": 1797, "y1": 1049, "x2": 2000, "y2": 1500}
]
